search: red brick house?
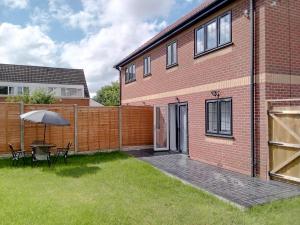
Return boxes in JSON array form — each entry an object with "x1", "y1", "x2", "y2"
[{"x1": 114, "y1": 0, "x2": 300, "y2": 180}]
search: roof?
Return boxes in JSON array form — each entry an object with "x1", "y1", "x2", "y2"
[
  {"x1": 0, "y1": 63, "x2": 90, "y2": 98},
  {"x1": 114, "y1": 0, "x2": 231, "y2": 68}
]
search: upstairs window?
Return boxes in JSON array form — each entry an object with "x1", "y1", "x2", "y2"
[
  {"x1": 125, "y1": 64, "x2": 136, "y2": 84},
  {"x1": 206, "y1": 98, "x2": 232, "y2": 136},
  {"x1": 195, "y1": 11, "x2": 232, "y2": 56},
  {"x1": 167, "y1": 41, "x2": 177, "y2": 68},
  {"x1": 143, "y1": 56, "x2": 151, "y2": 77}
]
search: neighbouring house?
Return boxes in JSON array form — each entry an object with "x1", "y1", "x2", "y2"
[
  {"x1": 0, "y1": 63, "x2": 90, "y2": 106},
  {"x1": 114, "y1": 0, "x2": 300, "y2": 181}
]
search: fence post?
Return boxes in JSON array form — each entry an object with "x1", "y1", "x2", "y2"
[
  {"x1": 20, "y1": 102, "x2": 24, "y2": 151},
  {"x1": 119, "y1": 106, "x2": 122, "y2": 150},
  {"x1": 74, "y1": 104, "x2": 78, "y2": 153}
]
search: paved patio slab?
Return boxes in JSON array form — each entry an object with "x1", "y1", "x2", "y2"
[{"x1": 125, "y1": 149, "x2": 300, "y2": 208}]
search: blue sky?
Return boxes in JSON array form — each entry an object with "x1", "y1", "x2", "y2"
[{"x1": 0, "y1": 0, "x2": 203, "y2": 95}]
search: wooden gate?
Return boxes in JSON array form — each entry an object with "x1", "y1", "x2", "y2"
[{"x1": 268, "y1": 100, "x2": 300, "y2": 183}]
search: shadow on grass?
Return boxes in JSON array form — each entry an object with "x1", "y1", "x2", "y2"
[
  {"x1": 55, "y1": 165, "x2": 100, "y2": 178},
  {"x1": 0, "y1": 151, "x2": 130, "y2": 171}
]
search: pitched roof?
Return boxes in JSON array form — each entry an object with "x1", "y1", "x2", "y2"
[
  {"x1": 0, "y1": 63, "x2": 90, "y2": 98},
  {"x1": 114, "y1": 0, "x2": 230, "y2": 68}
]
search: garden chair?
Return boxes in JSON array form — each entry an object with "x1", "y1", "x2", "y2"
[
  {"x1": 9, "y1": 144, "x2": 26, "y2": 166},
  {"x1": 55, "y1": 142, "x2": 72, "y2": 164}
]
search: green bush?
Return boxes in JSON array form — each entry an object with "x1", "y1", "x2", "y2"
[{"x1": 5, "y1": 89, "x2": 56, "y2": 104}]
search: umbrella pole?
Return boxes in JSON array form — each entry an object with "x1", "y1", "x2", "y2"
[{"x1": 43, "y1": 124, "x2": 46, "y2": 144}]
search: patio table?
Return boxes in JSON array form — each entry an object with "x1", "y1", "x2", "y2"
[{"x1": 30, "y1": 143, "x2": 56, "y2": 164}]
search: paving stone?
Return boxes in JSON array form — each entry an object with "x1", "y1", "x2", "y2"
[{"x1": 125, "y1": 149, "x2": 300, "y2": 208}]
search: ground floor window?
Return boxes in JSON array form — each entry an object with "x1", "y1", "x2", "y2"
[{"x1": 205, "y1": 98, "x2": 232, "y2": 136}]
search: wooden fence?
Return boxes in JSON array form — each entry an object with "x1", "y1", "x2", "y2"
[
  {"x1": 0, "y1": 103, "x2": 153, "y2": 154},
  {"x1": 268, "y1": 99, "x2": 300, "y2": 183}
]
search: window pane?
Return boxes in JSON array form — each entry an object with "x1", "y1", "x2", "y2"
[
  {"x1": 167, "y1": 45, "x2": 172, "y2": 66},
  {"x1": 61, "y1": 88, "x2": 66, "y2": 96},
  {"x1": 17, "y1": 87, "x2": 24, "y2": 95},
  {"x1": 219, "y1": 14, "x2": 231, "y2": 45},
  {"x1": 23, "y1": 87, "x2": 29, "y2": 94},
  {"x1": 132, "y1": 65, "x2": 136, "y2": 80},
  {"x1": 196, "y1": 28, "x2": 205, "y2": 54},
  {"x1": 9, "y1": 87, "x2": 14, "y2": 95},
  {"x1": 220, "y1": 100, "x2": 232, "y2": 133},
  {"x1": 172, "y1": 42, "x2": 177, "y2": 64},
  {"x1": 147, "y1": 57, "x2": 151, "y2": 74},
  {"x1": 125, "y1": 68, "x2": 129, "y2": 82},
  {"x1": 207, "y1": 21, "x2": 217, "y2": 50},
  {"x1": 129, "y1": 66, "x2": 132, "y2": 80},
  {"x1": 207, "y1": 102, "x2": 218, "y2": 133},
  {"x1": 0, "y1": 86, "x2": 8, "y2": 95},
  {"x1": 77, "y1": 89, "x2": 83, "y2": 97},
  {"x1": 144, "y1": 58, "x2": 147, "y2": 75}
]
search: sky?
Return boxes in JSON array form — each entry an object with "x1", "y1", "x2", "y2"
[{"x1": 0, "y1": 0, "x2": 204, "y2": 96}]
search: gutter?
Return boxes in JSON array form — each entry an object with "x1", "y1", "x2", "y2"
[
  {"x1": 250, "y1": 0, "x2": 256, "y2": 177},
  {"x1": 114, "y1": 0, "x2": 232, "y2": 68}
]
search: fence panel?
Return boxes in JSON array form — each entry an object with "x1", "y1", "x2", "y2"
[
  {"x1": 77, "y1": 107, "x2": 119, "y2": 152},
  {"x1": 0, "y1": 103, "x2": 21, "y2": 153},
  {"x1": 122, "y1": 106, "x2": 153, "y2": 146}
]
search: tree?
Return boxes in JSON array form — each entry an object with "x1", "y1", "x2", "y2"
[
  {"x1": 6, "y1": 89, "x2": 56, "y2": 104},
  {"x1": 94, "y1": 81, "x2": 120, "y2": 106}
]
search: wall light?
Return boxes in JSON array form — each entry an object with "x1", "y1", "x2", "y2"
[{"x1": 211, "y1": 90, "x2": 220, "y2": 98}]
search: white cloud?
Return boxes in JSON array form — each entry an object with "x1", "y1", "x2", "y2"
[
  {"x1": 0, "y1": 0, "x2": 29, "y2": 9},
  {"x1": 58, "y1": 0, "x2": 173, "y2": 94},
  {"x1": 29, "y1": 7, "x2": 51, "y2": 32},
  {"x1": 0, "y1": 23, "x2": 58, "y2": 66}
]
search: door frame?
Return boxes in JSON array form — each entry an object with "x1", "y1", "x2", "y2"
[
  {"x1": 168, "y1": 102, "x2": 189, "y2": 155},
  {"x1": 154, "y1": 105, "x2": 169, "y2": 151}
]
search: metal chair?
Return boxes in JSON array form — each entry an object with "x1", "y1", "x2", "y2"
[
  {"x1": 55, "y1": 142, "x2": 72, "y2": 164},
  {"x1": 9, "y1": 144, "x2": 26, "y2": 166}
]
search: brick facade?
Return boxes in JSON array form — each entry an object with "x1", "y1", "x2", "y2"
[{"x1": 118, "y1": 0, "x2": 300, "y2": 179}]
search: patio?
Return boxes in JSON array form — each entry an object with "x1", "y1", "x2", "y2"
[{"x1": 125, "y1": 149, "x2": 300, "y2": 208}]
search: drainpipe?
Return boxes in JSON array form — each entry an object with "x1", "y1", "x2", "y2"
[
  {"x1": 117, "y1": 67, "x2": 122, "y2": 106},
  {"x1": 250, "y1": 0, "x2": 256, "y2": 177}
]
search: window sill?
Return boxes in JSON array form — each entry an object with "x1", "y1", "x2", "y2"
[
  {"x1": 194, "y1": 42, "x2": 233, "y2": 59},
  {"x1": 143, "y1": 73, "x2": 152, "y2": 78},
  {"x1": 205, "y1": 133, "x2": 234, "y2": 139},
  {"x1": 166, "y1": 63, "x2": 178, "y2": 70},
  {"x1": 125, "y1": 79, "x2": 136, "y2": 85}
]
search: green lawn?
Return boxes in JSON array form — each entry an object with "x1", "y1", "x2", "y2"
[{"x1": 0, "y1": 152, "x2": 299, "y2": 225}]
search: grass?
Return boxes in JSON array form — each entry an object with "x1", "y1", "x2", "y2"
[{"x1": 0, "y1": 151, "x2": 299, "y2": 225}]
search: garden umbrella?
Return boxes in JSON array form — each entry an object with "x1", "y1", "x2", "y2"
[{"x1": 20, "y1": 110, "x2": 70, "y2": 144}]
